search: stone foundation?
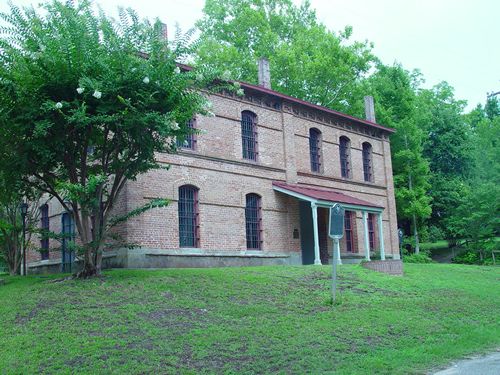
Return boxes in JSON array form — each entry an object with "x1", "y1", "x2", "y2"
[
  {"x1": 28, "y1": 248, "x2": 302, "y2": 274},
  {"x1": 362, "y1": 259, "x2": 403, "y2": 275}
]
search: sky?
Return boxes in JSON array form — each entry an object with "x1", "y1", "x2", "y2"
[{"x1": 1, "y1": 0, "x2": 498, "y2": 111}]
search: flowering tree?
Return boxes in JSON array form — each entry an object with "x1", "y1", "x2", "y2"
[{"x1": 0, "y1": 1, "x2": 224, "y2": 277}]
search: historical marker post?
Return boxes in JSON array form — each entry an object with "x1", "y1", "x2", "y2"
[{"x1": 328, "y1": 203, "x2": 345, "y2": 303}]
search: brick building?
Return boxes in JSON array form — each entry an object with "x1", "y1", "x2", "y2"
[{"x1": 27, "y1": 60, "x2": 399, "y2": 273}]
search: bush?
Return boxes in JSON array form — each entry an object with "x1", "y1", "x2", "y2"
[
  {"x1": 403, "y1": 253, "x2": 434, "y2": 263},
  {"x1": 452, "y1": 250, "x2": 479, "y2": 264}
]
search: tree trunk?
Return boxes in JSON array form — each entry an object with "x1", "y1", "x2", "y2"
[
  {"x1": 413, "y1": 214, "x2": 420, "y2": 254},
  {"x1": 74, "y1": 246, "x2": 98, "y2": 278}
]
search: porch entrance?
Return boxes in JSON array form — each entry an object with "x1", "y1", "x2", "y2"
[{"x1": 274, "y1": 181, "x2": 386, "y2": 266}]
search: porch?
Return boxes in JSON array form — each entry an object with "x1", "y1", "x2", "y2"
[{"x1": 273, "y1": 181, "x2": 386, "y2": 265}]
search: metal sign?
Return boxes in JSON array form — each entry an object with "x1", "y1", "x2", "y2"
[{"x1": 328, "y1": 204, "x2": 345, "y2": 239}]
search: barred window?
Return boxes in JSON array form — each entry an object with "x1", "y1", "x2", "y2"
[
  {"x1": 178, "y1": 185, "x2": 200, "y2": 248},
  {"x1": 368, "y1": 213, "x2": 376, "y2": 250},
  {"x1": 61, "y1": 212, "x2": 75, "y2": 272},
  {"x1": 339, "y1": 136, "x2": 351, "y2": 178},
  {"x1": 241, "y1": 111, "x2": 258, "y2": 161},
  {"x1": 40, "y1": 204, "x2": 49, "y2": 260},
  {"x1": 309, "y1": 128, "x2": 322, "y2": 173},
  {"x1": 344, "y1": 210, "x2": 354, "y2": 252},
  {"x1": 245, "y1": 193, "x2": 262, "y2": 250},
  {"x1": 362, "y1": 142, "x2": 373, "y2": 182},
  {"x1": 177, "y1": 118, "x2": 197, "y2": 150}
]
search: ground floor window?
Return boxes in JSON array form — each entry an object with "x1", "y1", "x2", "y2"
[
  {"x1": 368, "y1": 213, "x2": 376, "y2": 250},
  {"x1": 245, "y1": 193, "x2": 262, "y2": 250},
  {"x1": 40, "y1": 204, "x2": 49, "y2": 260},
  {"x1": 344, "y1": 211, "x2": 355, "y2": 252},
  {"x1": 178, "y1": 185, "x2": 200, "y2": 248}
]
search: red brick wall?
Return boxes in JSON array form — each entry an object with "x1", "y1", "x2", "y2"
[{"x1": 27, "y1": 88, "x2": 400, "y2": 266}]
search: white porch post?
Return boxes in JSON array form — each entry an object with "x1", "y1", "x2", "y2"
[
  {"x1": 378, "y1": 213, "x2": 385, "y2": 260},
  {"x1": 311, "y1": 202, "x2": 322, "y2": 265},
  {"x1": 362, "y1": 211, "x2": 371, "y2": 261}
]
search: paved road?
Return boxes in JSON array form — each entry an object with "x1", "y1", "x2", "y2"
[{"x1": 433, "y1": 351, "x2": 500, "y2": 375}]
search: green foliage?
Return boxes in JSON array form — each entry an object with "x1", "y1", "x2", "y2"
[
  {"x1": 0, "y1": 1, "x2": 225, "y2": 276},
  {"x1": 195, "y1": 0, "x2": 375, "y2": 113},
  {"x1": 452, "y1": 250, "x2": 479, "y2": 265},
  {"x1": 364, "y1": 64, "x2": 432, "y2": 232},
  {"x1": 446, "y1": 103, "x2": 500, "y2": 250},
  {"x1": 403, "y1": 253, "x2": 433, "y2": 263}
]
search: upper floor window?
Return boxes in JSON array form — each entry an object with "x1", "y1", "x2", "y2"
[
  {"x1": 241, "y1": 111, "x2": 258, "y2": 161},
  {"x1": 309, "y1": 128, "x2": 322, "y2": 173},
  {"x1": 245, "y1": 193, "x2": 262, "y2": 250},
  {"x1": 40, "y1": 204, "x2": 49, "y2": 260},
  {"x1": 177, "y1": 118, "x2": 197, "y2": 150},
  {"x1": 339, "y1": 136, "x2": 351, "y2": 178},
  {"x1": 178, "y1": 185, "x2": 200, "y2": 248},
  {"x1": 362, "y1": 142, "x2": 373, "y2": 182}
]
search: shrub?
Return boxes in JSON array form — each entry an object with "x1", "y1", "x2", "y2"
[
  {"x1": 403, "y1": 253, "x2": 434, "y2": 263},
  {"x1": 452, "y1": 250, "x2": 479, "y2": 264}
]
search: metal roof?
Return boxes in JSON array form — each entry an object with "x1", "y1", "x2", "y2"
[{"x1": 272, "y1": 181, "x2": 384, "y2": 209}]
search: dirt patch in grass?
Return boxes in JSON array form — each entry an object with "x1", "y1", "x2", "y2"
[{"x1": 15, "y1": 300, "x2": 55, "y2": 325}]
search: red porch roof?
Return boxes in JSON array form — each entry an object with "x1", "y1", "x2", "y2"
[{"x1": 272, "y1": 181, "x2": 383, "y2": 209}]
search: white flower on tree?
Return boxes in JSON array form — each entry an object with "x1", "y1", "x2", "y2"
[
  {"x1": 222, "y1": 70, "x2": 231, "y2": 81},
  {"x1": 174, "y1": 66, "x2": 181, "y2": 74},
  {"x1": 55, "y1": 102, "x2": 63, "y2": 109},
  {"x1": 76, "y1": 87, "x2": 84, "y2": 94},
  {"x1": 143, "y1": 76, "x2": 150, "y2": 84},
  {"x1": 93, "y1": 90, "x2": 102, "y2": 99}
]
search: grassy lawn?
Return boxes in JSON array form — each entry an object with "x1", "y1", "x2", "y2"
[{"x1": 1, "y1": 264, "x2": 499, "y2": 374}]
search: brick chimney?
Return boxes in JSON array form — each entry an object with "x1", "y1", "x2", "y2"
[
  {"x1": 160, "y1": 22, "x2": 168, "y2": 41},
  {"x1": 258, "y1": 58, "x2": 271, "y2": 89},
  {"x1": 364, "y1": 95, "x2": 376, "y2": 123}
]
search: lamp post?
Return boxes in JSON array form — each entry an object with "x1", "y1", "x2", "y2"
[{"x1": 20, "y1": 202, "x2": 28, "y2": 276}]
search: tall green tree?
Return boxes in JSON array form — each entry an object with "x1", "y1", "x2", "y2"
[
  {"x1": 416, "y1": 83, "x2": 473, "y2": 238},
  {"x1": 364, "y1": 64, "x2": 432, "y2": 252},
  {"x1": 0, "y1": 1, "x2": 223, "y2": 277},
  {"x1": 195, "y1": 0, "x2": 375, "y2": 114},
  {"x1": 447, "y1": 99, "x2": 500, "y2": 257}
]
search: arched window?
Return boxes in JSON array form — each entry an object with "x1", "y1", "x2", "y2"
[
  {"x1": 362, "y1": 142, "x2": 373, "y2": 182},
  {"x1": 178, "y1": 185, "x2": 200, "y2": 248},
  {"x1": 40, "y1": 204, "x2": 49, "y2": 260},
  {"x1": 339, "y1": 136, "x2": 351, "y2": 178},
  {"x1": 241, "y1": 111, "x2": 258, "y2": 161},
  {"x1": 245, "y1": 193, "x2": 262, "y2": 250},
  {"x1": 309, "y1": 128, "x2": 322, "y2": 173},
  {"x1": 177, "y1": 118, "x2": 197, "y2": 150}
]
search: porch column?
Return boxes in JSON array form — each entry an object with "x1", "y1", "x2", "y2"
[
  {"x1": 311, "y1": 202, "x2": 322, "y2": 265},
  {"x1": 362, "y1": 211, "x2": 371, "y2": 261},
  {"x1": 378, "y1": 213, "x2": 386, "y2": 260}
]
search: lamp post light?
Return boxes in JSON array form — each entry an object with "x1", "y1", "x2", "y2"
[{"x1": 20, "y1": 202, "x2": 28, "y2": 276}]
